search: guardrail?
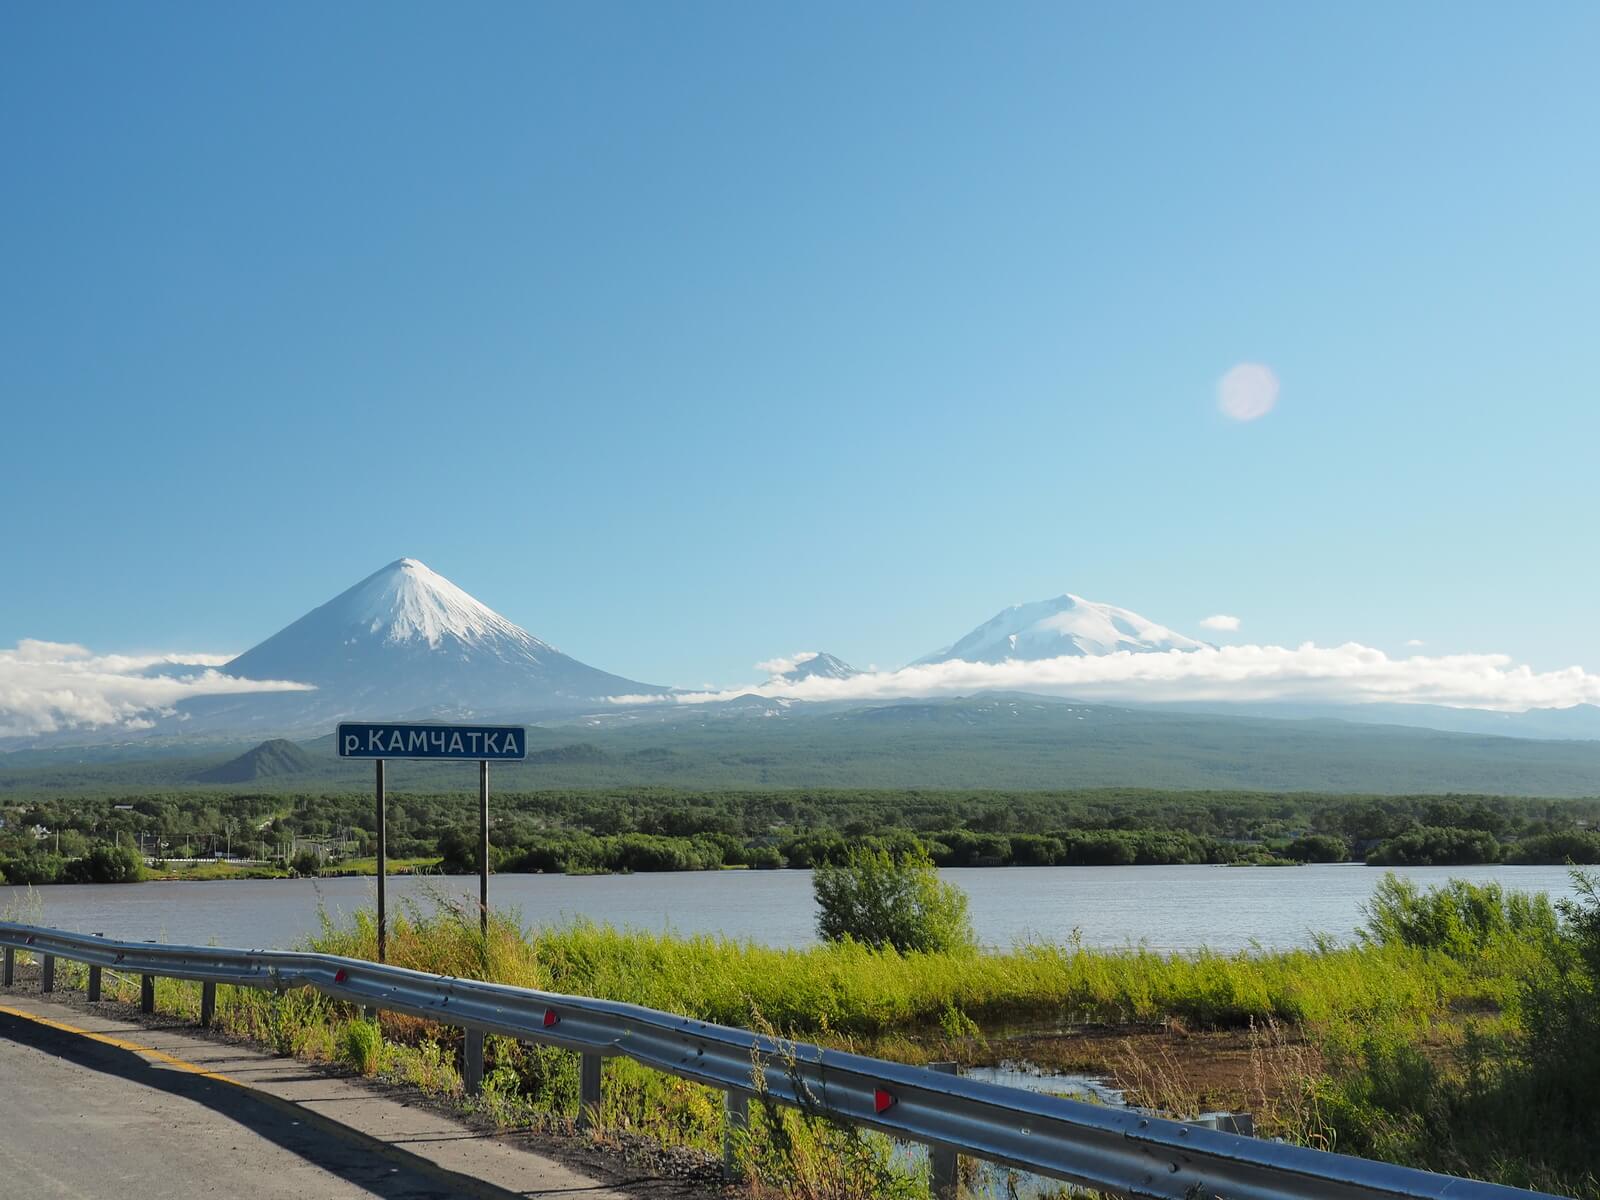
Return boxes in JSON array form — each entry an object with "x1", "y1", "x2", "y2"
[{"x1": 0, "y1": 921, "x2": 1557, "y2": 1200}]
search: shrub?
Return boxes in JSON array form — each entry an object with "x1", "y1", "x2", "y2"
[
  {"x1": 1360, "y1": 874, "x2": 1558, "y2": 958},
  {"x1": 813, "y1": 845, "x2": 975, "y2": 954},
  {"x1": 1, "y1": 852, "x2": 66, "y2": 885},
  {"x1": 1285, "y1": 834, "x2": 1349, "y2": 863},
  {"x1": 1514, "y1": 872, "x2": 1600, "y2": 1136},
  {"x1": 63, "y1": 844, "x2": 144, "y2": 884},
  {"x1": 747, "y1": 845, "x2": 785, "y2": 870},
  {"x1": 436, "y1": 828, "x2": 484, "y2": 874},
  {"x1": 1366, "y1": 826, "x2": 1502, "y2": 866},
  {"x1": 339, "y1": 1019, "x2": 384, "y2": 1075}
]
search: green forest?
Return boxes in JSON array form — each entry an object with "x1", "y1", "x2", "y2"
[{"x1": 4, "y1": 786, "x2": 1599, "y2": 885}]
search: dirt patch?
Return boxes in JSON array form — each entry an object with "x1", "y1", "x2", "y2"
[{"x1": 985, "y1": 1024, "x2": 1290, "y2": 1112}]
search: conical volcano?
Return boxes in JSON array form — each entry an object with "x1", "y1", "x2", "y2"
[{"x1": 185, "y1": 559, "x2": 662, "y2": 731}]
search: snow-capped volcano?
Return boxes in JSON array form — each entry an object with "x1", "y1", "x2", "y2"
[
  {"x1": 764, "y1": 651, "x2": 861, "y2": 683},
  {"x1": 197, "y1": 558, "x2": 663, "y2": 729},
  {"x1": 915, "y1": 594, "x2": 1208, "y2": 665}
]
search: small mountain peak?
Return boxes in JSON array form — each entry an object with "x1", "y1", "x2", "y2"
[
  {"x1": 340, "y1": 558, "x2": 533, "y2": 649},
  {"x1": 194, "y1": 738, "x2": 313, "y2": 783},
  {"x1": 764, "y1": 651, "x2": 861, "y2": 683}
]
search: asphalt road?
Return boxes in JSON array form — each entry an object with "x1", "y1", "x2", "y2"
[{"x1": 0, "y1": 995, "x2": 651, "y2": 1199}]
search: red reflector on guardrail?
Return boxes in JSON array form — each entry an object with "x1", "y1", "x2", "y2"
[
  {"x1": 543, "y1": 1009, "x2": 559, "y2": 1028},
  {"x1": 874, "y1": 1088, "x2": 896, "y2": 1114},
  {"x1": 334, "y1": 969, "x2": 348, "y2": 984}
]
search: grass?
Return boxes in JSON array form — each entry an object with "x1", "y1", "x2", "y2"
[
  {"x1": 314, "y1": 856, "x2": 443, "y2": 877},
  {"x1": 146, "y1": 861, "x2": 286, "y2": 880},
  {"x1": 137, "y1": 856, "x2": 444, "y2": 881}
]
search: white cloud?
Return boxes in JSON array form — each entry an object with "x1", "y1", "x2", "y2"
[
  {"x1": 755, "y1": 651, "x2": 818, "y2": 678},
  {"x1": 1199, "y1": 614, "x2": 1241, "y2": 632},
  {"x1": 1218, "y1": 363, "x2": 1279, "y2": 421},
  {"x1": 1406, "y1": 639, "x2": 1426, "y2": 648},
  {"x1": 0, "y1": 641, "x2": 313, "y2": 738},
  {"x1": 613, "y1": 642, "x2": 1600, "y2": 714}
]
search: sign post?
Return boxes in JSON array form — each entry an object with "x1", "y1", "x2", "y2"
[
  {"x1": 479, "y1": 760, "x2": 490, "y2": 936},
  {"x1": 338, "y1": 723, "x2": 527, "y2": 962},
  {"x1": 376, "y1": 758, "x2": 386, "y2": 961}
]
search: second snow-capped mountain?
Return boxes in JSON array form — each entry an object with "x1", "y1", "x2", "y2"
[{"x1": 915, "y1": 594, "x2": 1207, "y2": 665}]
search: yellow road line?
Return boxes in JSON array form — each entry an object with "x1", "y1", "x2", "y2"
[
  {"x1": 0, "y1": 998, "x2": 527, "y2": 1200},
  {"x1": 0, "y1": 1000, "x2": 243, "y2": 1084}
]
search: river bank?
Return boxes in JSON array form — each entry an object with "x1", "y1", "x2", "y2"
[{"x1": 3, "y1": 862, "x2": 1584, "y2": 953}]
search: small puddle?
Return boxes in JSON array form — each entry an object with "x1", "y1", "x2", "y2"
[{"x1": 962, "y1": 1060, "x2": 1127, "y2": 1107}]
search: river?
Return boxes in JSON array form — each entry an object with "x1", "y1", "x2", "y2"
[{"x1": 0, "y1": 863, "x2": 1584, "y2": 951}]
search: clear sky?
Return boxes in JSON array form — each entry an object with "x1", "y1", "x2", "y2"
[{"x1": 4, "y1": 2, "x2": 1598, "y2": 690}]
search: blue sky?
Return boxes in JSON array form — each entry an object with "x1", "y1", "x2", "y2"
[{"x1": 4, "y1": 2, "x2": 1598, "y2": 690}]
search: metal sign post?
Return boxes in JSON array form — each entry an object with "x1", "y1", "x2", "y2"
[
  {"x1": 337, "y1": 723, "x2": 527, "y2": 962},
  {"x1": 478, "y1": 760, "x2": 490, "y2": 936},
  {"x1": 376, "y1": 759, "x2": 387, "y2": 962}
]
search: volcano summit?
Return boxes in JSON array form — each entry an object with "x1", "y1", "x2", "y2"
[{"x1": 182, "y1": 558, "x2": 663, "y2": 732}]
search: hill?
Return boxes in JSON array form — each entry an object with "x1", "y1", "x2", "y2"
[
  {"x1": 4, "y1": 695, "x2": 1599, "y2": 797},
  {"x1": 192, "y1": 739, "x2": 315, "y2": 783}
]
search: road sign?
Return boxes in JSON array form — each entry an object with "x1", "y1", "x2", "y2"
[
  {"x1": 338, "y1": 720, "x2": 525, "y2": 960},
  {"x1": 337, "y1": 722, "x2": 527, "y2": 761}
]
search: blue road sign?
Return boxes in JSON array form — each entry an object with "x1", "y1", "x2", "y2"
[{"x1": 337, "y1": 722, "x2": 527, "y2": 761}]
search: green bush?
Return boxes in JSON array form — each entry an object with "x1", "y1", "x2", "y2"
[
  {"x1": 339, "y1": 1019, "x2": 384, "y2": 1075},
  {"x1": 0, "y1": 852, "x2": 66, "y2": 885},
  {"x1": 1360, "y1": 874, "x2": 1558, "y2": 958},
  {"x1": 1366, "y1": 826, "x2": 1502, "y2": 866},
  {"x1": 1513, "y1": 872, "x2": 1600, "y2": 1153},
  {"x1": 1285, "y1": 834, "x2": 1349, "y2": 863},
  {"x1": 813, "y1": 845, "x2": 975, "y2": 954},
  {"x1": 63, "y1": 844, "x2": 144, "y2": 884}
]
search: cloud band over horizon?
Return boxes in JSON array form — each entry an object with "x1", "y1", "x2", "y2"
[
  {"x1": 625, "y1": 642, "x2": 1600, "y2": 713},
  {"x1": 0, "y1": 639, "x2": 313, "y2": 737},
  {"x1": 7, "y1": 636, "x2": 1600, "y2": 742}
]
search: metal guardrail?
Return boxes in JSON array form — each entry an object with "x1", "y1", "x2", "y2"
[{"x1": 0, "y1": 921, "x2": 1558, "y2": 1200}]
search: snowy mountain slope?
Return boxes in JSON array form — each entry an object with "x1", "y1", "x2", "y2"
[
  {"x1": 181, "y1": 559, "x2": 664, "y2": 730},
  {"x1": 767, "y1": 652, "x2": 861, "y2": 683},
  {"x1": 916, "y1": 594, "x2": 1207, "y2": 665}
]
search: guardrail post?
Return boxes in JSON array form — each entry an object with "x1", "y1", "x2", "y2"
[
  {"x1": 1196, "y1": 1111, "x2": 1254, "y2": 1136},
  {"x1": 2, "y1": 946, "x2": 12, "y2": 987},
  {"x1": 464, "y1": 1029, "x2": 484, "y2": 1095},
  {"x1": 141, "y1": 974, "x2": 155, "y2": 1014},
  {"x1": 722, "y1": 1089, "x2": 748, "y2": 1180},
  {"x1": 928, "y1": 1061, "x2": 960, "y2": 1200},
  {"x1": 200, "y1": 981, "x2": 217, "y2": 1028},
  {"x1": 88, "y1": 931, "x2": 103, "y2": 1002},
  {"x1": 41, "y1": 954, "x2": 55, "y2": 993},
  {"x1": 578, "y1": 1052, "x2": 603, "y2": 1130}
]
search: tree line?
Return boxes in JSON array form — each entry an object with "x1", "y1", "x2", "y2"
[{"x1": 3, "y1": 787, "x2": 1598, "y2": 884}]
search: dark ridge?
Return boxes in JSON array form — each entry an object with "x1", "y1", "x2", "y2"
[{"x1": 194, "y1": 739, "x2": 314, "y2": 783}]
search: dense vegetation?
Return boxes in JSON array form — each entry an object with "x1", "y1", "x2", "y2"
[{"x1": 4, "y1": 787, "x2": 1600, "y2": 885}]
